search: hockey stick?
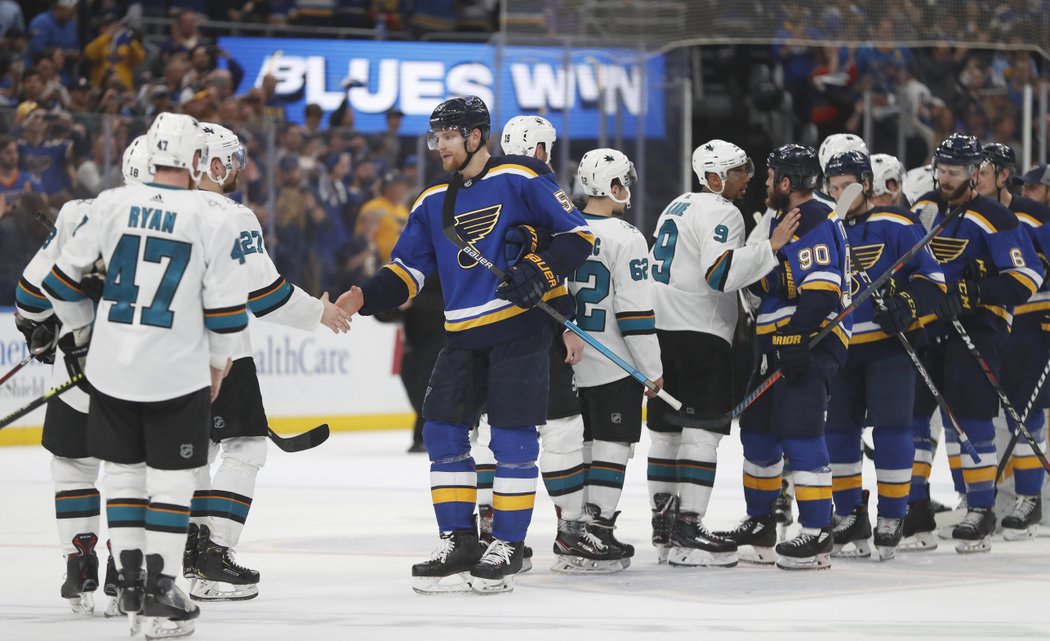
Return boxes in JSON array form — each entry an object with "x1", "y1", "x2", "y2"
[
  {"x1": 994, "y1": 359, "x2": 1050, "y2": 483},
  {"x1": 0, "y1": 353, "x2": 35, "y2": 388},
  {"x1": 266, "y1": 424, "x2": 330, "y2": 452},
  {"x1": 439, "y1": 174, "x2": 681, "y2": 410},
  {"x1": 692, "y1": 192, "x2": 966, "y2": 429},
  {"x1": 950, "y1": 319, "x2": 1050, "y2": 473},
  {"x1": 835, "y1": 183, "x2": 979, "y2": 462},
  {"x1": 0, "y1": 372, "x2": 84, "y2": 429}
]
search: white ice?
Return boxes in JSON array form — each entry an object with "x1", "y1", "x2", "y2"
[{"x1": 3, "y1": 428, "x2": 1049, "y2": 641}]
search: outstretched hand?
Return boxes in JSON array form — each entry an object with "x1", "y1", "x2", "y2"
[
  {"x1": 770, "y1": 208, "x2": 801, "y2": 252},
  {"x1": 563, "y1": 330, "x2": 585, "y2": 365},
  {"x1": 334, "y1": 286, "x2": 365, "y2": 318},
  {"x1": 319, "y1": 291, "x2": 353, "y2": 333}
]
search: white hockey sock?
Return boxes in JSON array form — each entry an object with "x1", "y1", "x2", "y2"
[
  {"x1": 104, "y1": 462, "x2": 148, "y2": 570},
  {"x1": 472, "y1": 417, "x2": 496, "y2": 507},
  {"x1": 206, "y1": 437, "x2": 266, "y2": 548},
  {"x1": 190, "y1": 441, "x2": 219, "y2": 527},
  {"x1": 587, "y1": 440, "x2": 632, "y2": 519},
  {"x1": 146, "y1": 467, "x2": 196, "y2": 576},
  {"x1": 52, "y1": 456, "x2": 101, "y2": 555},
  {"x1": 646, "y1": 430, "x2": 681, "y2": 508},
  {"x1": 677, "y1": 429, "x2": 722, "y2": 517},
  {"x1": 539, "y1": 415, "x2": 586, "y2": 521}
]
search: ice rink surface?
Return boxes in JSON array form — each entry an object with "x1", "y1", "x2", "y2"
[{"x1": 3, "y1": 428, "x2": 1050, "y2": 641}]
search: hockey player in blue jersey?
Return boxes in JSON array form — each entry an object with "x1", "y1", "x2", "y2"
[
  {"x1": 906, "y1": 133, "x2": 1043, "y2": 553},
  {"x1": 822, "y1": 150, "x2": 946, "y2": 561},
  {"x1": 975, "y1": 143, "x2": 1050, "y2": 539},
  {"x1": 716, "y1": 144, "x2": 850, "y2": 571},
  {"x1": 340, "y1": 97, "x2": 593, "y2": 593}
]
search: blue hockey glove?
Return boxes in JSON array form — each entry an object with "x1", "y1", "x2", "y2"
[
  {"x1": 962, "y1": 257, "x2": 996, "y2": 281},
  {"x1": 503, "y1": 225, "x2": 552, "y2": 266},
  {"x1": 771, "y1": 328, "x2": 812, "y2": 381},
  {"x1": 935, "y1": 279, "x2": 980, "y2": 321},
  {"x1": 873, "y1": 291, "x2": 918, "y2": 335},
  {"x1": 496, "y1": 252, "x2": 559, "y2": 309}
]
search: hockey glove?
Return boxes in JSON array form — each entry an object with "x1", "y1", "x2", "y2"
[
  {"x1": 503, "y1": 225, "x2": 552, "y2": 267},
  {"x1": 771, "y1": 328, "x2": 812, "y2": 381},
  {"x1": 14, "y1": 314, "x2": 59, "y2": 364},
  {"x1": 496, "y1": 252, "x2": 560, "y2": 309},
  {"x1": 873, "y1": 291, "x2": 918, "y2": 335},
  {"x1": 935, "y1": 279, "x2": 980, "y2": 321},
  {"x1": 58, "y1": 327, "x2": 92, "y2": 392},
  {"x1": 79, "y1": 257, "x2": 108, "y2": 303},
  {"x1": 962, "y1": 257, "x2": 997, "y2": 281}
]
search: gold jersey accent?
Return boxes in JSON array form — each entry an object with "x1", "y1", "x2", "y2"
[{"x1": 930, "y1": 236, "x2": 969, "y2": 264}]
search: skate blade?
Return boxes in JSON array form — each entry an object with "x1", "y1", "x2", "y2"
[
  {"x1": 189, "y1": 579, "x2": 258, "y2": 602},
  {"x1": 831, "y1": 540, "x2": 872, "y2": 560},
  {"x1": 469, "y1": 574, "x2": 515, "y2": 595},
  {"x1": 667, "y1": 547, "x2": 738, "y2": 568},
  {"x1": 738, "y1": 546, "x2": 776, "y2": 566},
  {"x1": 411, "y1": 573, "x2": 474, "y2": 595},
  {"x1": 1002, "y1": 525, "x2": 1039, "y2": 542},
  {"x1": 550, "y1": 556, "x2": 625, "y2": 574},
  {"x1": 897, "y1": 532, "x2": 938, "y2": 553},
  {"x1": 104, "y1": 597, "x2": 121, "y2": 618},
  {"x1": 875, "y1": 545, "x2": 897, "y2": 562},
  {"x1": 67, "y1": 592, "x2": 95, "y2": 616},
  {"x1": 775, "y1": 552, "x2": 831, "y2": 571},
  {"x1": 144, "y1": 616, "x2": 196, "y2": 640},
  {"x1": 954, "y1": 537, "x2": 991, "y2": 554}
]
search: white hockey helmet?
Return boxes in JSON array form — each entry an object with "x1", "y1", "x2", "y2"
[
  {"x1": 500, "y1": 115, "x2": 557, "y2": 158},
  {"x1": 145, "y1": 112, "x2": 207, "y2": 182},
  {"x1": 200, "y1": 122, "x2": 245, "y2": 186},
  {"x1": 577, "y1": 148, "x2": 636, "y2": 205},
  {"x1": 870, "y1": 153, "x2": 905, "y2": 197},
  {"x1": 904, "y1": 164, "x2": 935, "y2": 204},
  {"x1": 692, "y1": 139, "x2": 754, "y2": 193},
  {"x1": 818, "y1": 133, "x2": 869, "y2": 173},
  {"x1": 121, "y1": 135, "x2": 150, "y2": 185}
]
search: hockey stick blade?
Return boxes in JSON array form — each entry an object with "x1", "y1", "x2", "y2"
[
  {"x1": 0, "y1": 373, "x2": 84, "y2": 429},
  {"x1": 267, "y1": 424, "x2": 330, "y2": 452},
  {"x1": 692, "y1": 192, "x2": 966, "y2": 429},
  {"x1": 439, "y1": 174, "x2": 682, "y2": 410},
  {"x1": 951, "y1": 319, "x2": 1050, "y2": 474}
]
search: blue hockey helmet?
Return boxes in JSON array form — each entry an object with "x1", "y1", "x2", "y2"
[
  {"x1": 768, "y1": 143, "x2": 820, "y2": 192},
  {"x1": 981, "y1": 142, "x2": 1016, "y2": 174},
  {"x1": 824, "y1": 149, "x2": 873, "y2": 181},
  {"x1": 428, "y1": 96, "x2": 490, "y2": 146},
  {"x1": 933, "y1": 133, "x2": 982, "y2": 168}
]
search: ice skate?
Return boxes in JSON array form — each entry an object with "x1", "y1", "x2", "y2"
[
  {"x1": 715, "y1": 514, "x2": 777, "y2": 565},
  {"x1": 651, "y1": 493, "x2": 678, "y2": 564},
  {"x1": 953, "y1": 507, "x2": 996, "y2": 553},
  {"x1": 478, "y1": 505, "x2": 531, "y2": 572},
  {"x1": 118, "y1": 549, "x2": 145, "y2": 636},
  {"x1": 1001, "y1": 495, "x2": 1041, "y2": 541},
  {"x1": 936, "y1": 494, "x2": 967, "y2": 540},
  {"x1": 411, "y1": 529, "x2": 483, "y2": 595},
  {"x1": 775, "y1": 527, "x2": 833, "y2": 570},
  {"x1": 60, "y1": 533, "x2": 99, "y2": 615},
  {"x1": 142, "y1": 554, "x2": 199, "y2": 640},
  {"x1": 103, "y1": 547, "x2": 121, "y2": 618},
  {"x1": 898, "y1": 500, "x2": 938, "y2": 552},
  {"x1": 190, "y1": 525, "x2": 259, "y2": 601},
  {"x1": 182, "y1": 523, "x2": 199, "y2": 579},
  {"x1": 831, "y1": 492, "x2": 872, "y2": 559},
  {"x1": 873, "y1": 516, "x2": 903, "y2": 561},
  {"x1": 551, "y1": 518, "x2": 624, "y2": 574},
  {"x1": 584, "y1": 503, "x2": 633, "y2": 567},
  {"x1": 667, "y1": 512, "x2": 738, "y2": 568},
  {"x1": 470, "y1": 539, "x2": 524, "y2": 594}
]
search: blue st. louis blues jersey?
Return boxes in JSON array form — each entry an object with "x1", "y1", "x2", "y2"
[
  {"x1": 1006, "y1": 194, "x2": 1050, "y2": 332},
  {"x1": 752, "y1": 198, "x2": 852, "y2": 365},
  {"x1": 841, "y1": 206, "x2": 946, "y2": 364},
  {"x1": 359, "y1": 155, "x2": 593, "y2": 349},
  {"x1": 911, "y1": 192, "x2": 1044, "y2": 334}
]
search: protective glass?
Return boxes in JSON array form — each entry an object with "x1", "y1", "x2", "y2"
[
  {"x1": 426, "y1": 128, "x2": 465, "y2": 151},
  {"x1": 231, "y1": 147, "x2": 246, "y2": 171},
  {"x1": 729, "y1": 158, "x2": 755, "y2": 179}
]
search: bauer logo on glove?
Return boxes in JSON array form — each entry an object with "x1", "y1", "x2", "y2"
[{"x1": 496, "y1": 251, "x2": 560, "y2": 309}]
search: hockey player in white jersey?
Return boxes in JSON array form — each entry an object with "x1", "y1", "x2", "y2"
[
  {"x1": 183, "y1": 123, "x2": 353, "y2": 601},
  {"x1": 11, "y1": 137, "x2": 150, "y2": 616},
  {"x1": 564, "y1": 148, "x2": 663, "y2": 570},
  {"x1": 646, "y1": 140, "x2": 799, "y2": 567},
  {"x1": 42, "y1": 112, "x2": 249, "y2": 639},
  {"x1": 870, "y1": 153, "x2": 907, "y2": 207}
]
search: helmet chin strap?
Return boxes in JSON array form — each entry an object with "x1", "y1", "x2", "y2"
[
  {"x1": 609, "y1": 186, "x2": 631, "y2": 208},
  {"x1": 458, "y1": 132, "x2": 485, "y2": 172}
]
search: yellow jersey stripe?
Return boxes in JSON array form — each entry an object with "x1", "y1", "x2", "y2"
[
  {"x1": 444, "y1": 286, "x2": 568, "y2": 332},
  {"x1": 384, "y1": 263, "x2": 419, "y2": 299}
]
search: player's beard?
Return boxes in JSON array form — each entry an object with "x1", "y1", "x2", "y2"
[
  {"x1": 938, "y1": 179, "x2": 969, "y2": 204},
  {"x1": 766, "y1": 185, "x2": 789, "y2": 212},
  {"x1": 223, "y1": 169, "x2": 239, "y2": 194}
]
